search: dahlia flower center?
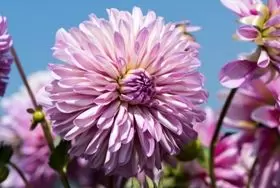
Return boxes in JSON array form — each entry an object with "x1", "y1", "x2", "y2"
[{"x1": 118, "y1": 69, "x2": 155, "y2": 105}]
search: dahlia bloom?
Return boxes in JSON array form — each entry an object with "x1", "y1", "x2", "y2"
[
  {"x1": 46, "y1": 7, "x2": 207, "y2": 176},
  {"x1": 0, "y1": 16, "x2": 13, "y2": 96},
  {"x1": 0, "y1": 71, "x2": 56, "y2": 187},
  {"x1": 191, "y1": 108, "x2": 248, "y2": 188},
  {"x1": 186, "y1": 136, "x2": 250, "y2": 188},
  {"x1": 223, "y1": 76, "x2": 280, "y2": 129},
  {"x1": 163, "y1": 108, "x2": 249, "y2": 187},
  {"x1": 222, "y1": 76, "x2": 280, "y2": 187},
  {"x1": 220, "y1": 0, "x2": 280, "y2": 88}
]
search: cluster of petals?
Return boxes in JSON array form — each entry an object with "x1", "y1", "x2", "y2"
[
  {"x1": 219, "y1": 0, "x2": 280, "y2": 88},
  {"x1": 45, "y1": 7, "x2": 207, "y2": 177},
  {"x1": 169, "y1": 108, "x2": 249, "y2": 188},
  {"x1": 222, "y1": 76, "x2": 280, "y2": 187},
  {"x1": 0, "y1": 71, "x2": 57, "y2": 187},
  {"x1": 0, "y1": 71, "x2": 106, "y2": 187},
  {"x1": 0, "y1": 16, "x2": 13, "y2": 96}
]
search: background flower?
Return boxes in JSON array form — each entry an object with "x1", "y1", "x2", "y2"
[
  {"x1": 0, "y1": 16, "x2": 13, "y2": 97},
  {"x1": 0, "y1": 71, "x2": 56, "y2": 187},
  {"x1": 219, "y1": 0, "x2": 280, "y2": 88},
  {"x1": 220, "y1": 76, "x2": 280, "y2": 188}
]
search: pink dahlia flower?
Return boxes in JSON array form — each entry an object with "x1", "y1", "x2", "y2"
[
  {"x1": 0, "y1": 71, "x2": 56, "y2": 187},
  {"x1": 221, "y1": 76, "x2": 280, "y2": 187},
  {"x1": 191, "y1": 108, "x2": 248, "y2": 188},
  {"x1": 163, "y1": 108, "x2": 249, "y2": 187},
  {"x1": 0, "y1": 16, "x2": 13, "y2": 96},
  {"x1": 220, "y1": 0, "x2": 280, "y2": 88},
  {"x1": 186, "y1": 134, "x2": 252, "y2": 188},
  {"x1": 223, "y1": 76, "x2": 280, "y2": 129},
  {"x1": 46, "y1": 7, "x2": 207, "y2": 177}
]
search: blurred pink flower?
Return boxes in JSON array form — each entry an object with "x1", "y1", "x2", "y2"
[
  {"x1": 165, "y1": 108, "x2": 249, "y2": 187},
  {"x1": 223, "y1": 77, "x2": 280, "y2": 129},
  {"x1": 187, "y1": 132, "x2": 252, "y2": 188},
  {"x1": 194, "y1": 107, "x2": 216, "y2": 147},
  {"x1": 46, "y1": 7, "x2": 207, "y2": 177},
  {"x1": 0, "y1": 71, "x2": 56, "y2": 187},
  {"x1": 193, "y1": 108, "x2": 249, "y2": 187},
  {"x1": 221, "y1": 76, "x2": 280, "y2": 187},
  {"x1": 219, "y1": 0, "x2": 280, "y2": 88},
  {"x1": 0, "y1": 16, "x2": 13, "y2": 96}
]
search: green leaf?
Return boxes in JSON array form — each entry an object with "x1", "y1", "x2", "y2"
[
  {"x1": 197, "y1": 147, "x2": 210, "y2": 169},
  {"x1": 49, "y1": 140, "x2": 71, "y2": 173},
  {"x1": 0, "y1": 165, "x2": 9, "y2": 183},
  {"x1": 124, "y1": 177, "x2": 141, "y2": 188},
  {"x1": 146, "y1": 176, "x2": 156, "y2": 188},
  {"x1": 0, "y1": 143, "x2": 13, "y2": 165}
]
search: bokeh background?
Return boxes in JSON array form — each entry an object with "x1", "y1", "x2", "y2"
[{"x1": 1, "y1": 0, "x2": 253, "y2": 108}]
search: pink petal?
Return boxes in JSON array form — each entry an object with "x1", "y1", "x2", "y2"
[
  {"x1": 258, "y1": 49, "x2": 270, "y2": 68},
  {"x1": 236, "y1": 25, "x2": 260, "y2": 40},
  {"x1": 219, "y1": 60, "x2": 258, "y2": 88},
  {"x1": 268, "y1": 0, "x2": 280, "y2": 12},
  {"x1": 251, "y1": 106, "x2": 280, "y2": 128},
  {"x1": 220, "y1": 0, "x2": 253, "y2": 16}
]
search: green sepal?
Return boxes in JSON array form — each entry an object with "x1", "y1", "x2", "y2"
[
  {"x1": 176, "y1": 139, "x2": 202, "y2": 162},
  {"x1": 0, "y1": 143, "x2": 13, "y2": 165},
  {"x1": 0, "y1": 165, "x2": 9, "y2": 183},
  {"x1": 124, "y1": 177, "x2": 141, "y2": 188},
  {"x1": 27, "y1": 106, "x2": 45, "y2": 130}
]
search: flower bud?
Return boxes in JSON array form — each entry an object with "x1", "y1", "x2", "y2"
[{"x1": 176, "y1": 139, "x2": 201, "y2": 161}]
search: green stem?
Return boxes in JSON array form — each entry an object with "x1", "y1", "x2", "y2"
[
  {"x1": 9, "y1": 161, "x2": 31, "y2": 188},
  {"x1": 246, "y1": 156, "x2": 258, "y2": 188},
  {"x1": 11, "y1": 47, "x2": 37, "y2": 107},
  {"x1": 11, "y1": 46, "x2": 71, "y2": 188},
  {"x1": 59, "y1": 172, "x2": 71, "y2": 188},
  {"x1": 209, "y1": 88, "x2": 237, "y2": 188},
  {"x1": 41, "y1": 119, "x2": 55, "y2": 151}
]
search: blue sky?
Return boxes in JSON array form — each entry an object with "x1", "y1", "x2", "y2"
[{"x1": 1, "y1": 0, "x2": 253, "y2": 108}]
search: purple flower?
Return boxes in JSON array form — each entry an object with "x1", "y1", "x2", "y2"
[
  {"x1": 162, "y1": 108, "x2": 249, "y2": 187},
  {"x1": 0, "y1": 16, "x2": 12, "y2": 52},
  {"x1": 46, "y1": 7, "x2": 207, "y2": 177},
  {"x1": 222, "y1": 76, "x2": 280, "y2": 187},
  {"x1": 194, "y1": 107, "x2": 216, "y2": 147},
  {"x1": 223, "y1": 76, "x2": 280, "y2": 129},
  {"x1": 193, "y1": 108, "x2": 248, "y2": 188},
  {"x1": 0, "y1": 71, "x2": 56, "y2": 187},
  {"x1": 219, "y1": 0, "x2": 280, "y2": 88},
  {"x1": 184, "y1": 132, "x2": 250, "y2": 188},
  {"x1": 0, "y1": 16, "x2": 13, "y2": 96}
]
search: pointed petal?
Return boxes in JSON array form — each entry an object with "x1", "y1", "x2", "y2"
[{"x1": 219, "y1": 60, "x2": 258, "y2": 88}]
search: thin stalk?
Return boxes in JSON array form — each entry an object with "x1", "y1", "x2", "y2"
[
  {"x1": 9, "y1": 161, "x2": 31, "y2": 188},
  {"x1": 11, "y1": 47, "x2": 37, "y2": 107},
  {"x1": 11, "y1": 46, "x2": 71, "y2": 188},
  {"x1": 209, "y1": 88, "x2": 237, "y2": 188},
  {"x1": 41, "y1": 119, "x2": 55, "y2": 151},
  {"x1": 246, "y1": 157, "x2": 258, "y2": 188},
  {"x1": 59, "y1": 172, "x2": 71, "y2": 188}
]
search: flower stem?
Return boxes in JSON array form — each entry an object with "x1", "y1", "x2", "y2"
[
  {"x1": 246, "y1": 157, "x2": 258, "y2": 188},
  {"x1": 9, "y1": 161, "x2": 31, "y2": 188},
  {"x1": 11, "y1": 46, "x2": 71, "y2": 188},
  {"x1": 59, "y1": 172, "x2": 71, "y2": 188},
  {"x1": 11, "y1": 47, "x2": 37, "y2": 107},
  {"x1": 41, "y1": 119, "x2": 55, "y2": 151},
  {"x1": 209, "y1": 88, "x2": 237, "y2": 188}
]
